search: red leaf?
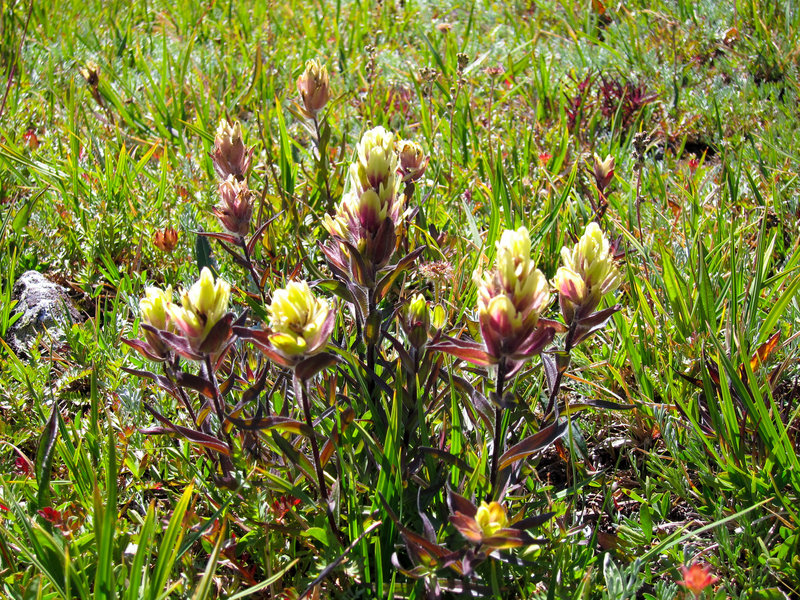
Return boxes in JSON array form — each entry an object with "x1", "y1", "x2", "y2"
[
  {"x1": 429, "y1": 336, "x2": 496, "y2": 366},
  {"x1": 498, "y1": 421, "x2": 568, "y2": 471}
]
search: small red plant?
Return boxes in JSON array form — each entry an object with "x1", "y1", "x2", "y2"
[
  {"x1": 15, "y1": 456, "x2": 32, "y2": 477},
  {"x1": 272, "y1": 495, "x2": 301, "y2": 523},
  {"x1": 38, "y1": 507, "x2": 63, "y2": 527},
  {"x1": 23, "y1": 128, "x2": 39, "y2": 149},
  {"x1": 678, "y1": 563, "x2": 718, "y2": 596}
]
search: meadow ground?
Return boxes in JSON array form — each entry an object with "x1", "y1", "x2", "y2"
[{"x1": 1, "y1": 0, "x2": 799, "y2": 598}]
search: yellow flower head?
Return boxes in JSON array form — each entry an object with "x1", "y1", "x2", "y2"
[
  {"x1": 475, "y1": 501, "x2": 509, "y2": 538},
  {"x1": 350, "y1": 126, "x2": 399, "y2": 202},
  {"x1": 167, "y1": 268, "x2": 231, "y2": 353},
  {"x1": 139, "y1": 286, "x2": 172, "y2": 331},
  {"x1": 475, "y1": 227, "x2": 550, "y2": 358},
  {"x1": 553, "y1": 222, "x2": 620, "y2": 321},
  {"x1": 268, "y1": 280, "x2": 332, "y2": 357}
]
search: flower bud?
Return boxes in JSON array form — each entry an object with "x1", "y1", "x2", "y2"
[
  {"x1": 139, "y1": 286, "x2": 173, "y2": 357},
  {"x1": 593, "y1": 153, "x2": 615, "y2": 194},
  {"x1": 401, "y1": 293, "x2": 431, "y2": 350},
  {"x1": 553, "y1": 222, "x2": 621, "y2": 321},
  {"x1": 213, "y1": 176, "x2": 253, "y2": 237},
  {"x1": 396, "y1": 139, "x2": 429, "y2": 182},
  {"x1": 268, "y1": 281, "x2": 334, "y2": 359},
  {"x1": 296, "y1": 59, "x2": 331, "y2": 117},
  {"x1": 168, "y1": 268, "x2": 231, "y2": 354},
  {"x1": 212, "y1": 119, "x2": 252, "y2": 181},
  {"x1": 153, "y1": 227, "x2": 179, "y2": 253}
]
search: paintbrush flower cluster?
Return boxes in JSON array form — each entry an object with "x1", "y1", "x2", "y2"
[{"x1": 125, "y1": 55, "x2": 625, "y2": 595}]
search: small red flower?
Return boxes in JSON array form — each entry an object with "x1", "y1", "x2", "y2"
[
  {"x1": 271, "y1": 495, "x2": 301, "y2": 523},
  {"x1": 15, "y1": 456, "x2": 32, "y2": 477},
  {"x1": 678, "y1": 563, "x2": 718, "y2": 596},
  {"x1": 38, "y1": 507, "x2": 62, "y2": 525},
  {"x1": 538, "y1": 152, "x2": 552, "y2": 165},
  {"x1": 23, "y1": 128, "x2": 39, "y2": 150},
  {"x1": 0, "y1": 502, "x2": 9, "y2": 512}
]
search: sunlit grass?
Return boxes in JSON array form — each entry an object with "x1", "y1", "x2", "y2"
[{"x1": 1, "y1": 0, "x2": 799, "y2": 598}]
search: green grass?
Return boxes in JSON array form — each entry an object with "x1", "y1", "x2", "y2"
[{"x1": 1, "y1": 0, "x2": 800, "y2": 598}]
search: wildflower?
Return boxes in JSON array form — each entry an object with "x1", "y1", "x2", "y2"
[
  {"x1": 266, "y1": 280, "x2": 334, "y2": 360},
  {"x1": 139, "y1": 285, "x2": 174, "y2": 358},
  {"x1": 167, "y1": 268, "x2": 232, "y2": 355},
  {"x1": 38, "y1": 507, "x2": 62, "y2": 526},
  {"x1": 15, "y1": 456, "x2": 32, "y2": 477},
  {"x1": 296, "y1": 59, "x2": 331, "y2": 117},
  {"x1": 350, "y1": 126, "x2": 400, "y2": 201},
  {"x1": 211, "y1": 119, "x2": 252, "y2": 181},
  {"x1": 475, "y1": 501, "x2": 509, "y2": 537},
  {"x1": 484, "y1": 65, "x2": 505, "y2": 78},
  {"x1": 213, "y1": 176, "x2": 253, "y2": 237},
  {"x1": 396, "y1": 139, "x2": 429, "y2": 182},
  {"x1": 322, "y1": 127, "x2": 406, "y2": 281},
  {"x1": 400, "y1": 293, "x2": 431, "y2": 350},
  {"x1": 593, "y1": 153, "x2": 615, "y2": 194},
  {"x1": 448, "y1": 491, "x2": 544, "y2": 549},
  {"x1": 271, "y1": 495, "x2": 301, "y2": 523},
  {"x1": 23, "y1": 128, "x2": 39, "y2": 150},
  {"x1": 79, "y1": 61, "x2": 99, "y2": 86},
  {"x1": 678, "y1": 563, "x2": 718, "y2": 596},
  {"x1": 552, "y1": 222, "x2": 621, "y2": 322},
  {"x1": 475, "y1": 227, "x2": 552, "y2": 360},
  {"x1": 153, "y1": 227, "x2": 179, "y2": 253}
]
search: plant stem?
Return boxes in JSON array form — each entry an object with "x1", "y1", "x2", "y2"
[
  {"x1": 296, "y1": 374, "x2": 328, "y2": 500},
  {"x1": 489, "y1": 357, "x2": 508, "y2": 497},
  {"x1": 401, "y1": 347, "x2": 419, "y2": 455},
  {"x1": 312, "y1": 115, "x2": 333, "y2": 213},
  {"x1": 204, "y1": 355, "x2": 233, "y2": 447},
  {"x1": 165, "y1": 361, "x2": 198, "y2": 425},
  {"x1": 238, "y1": 236, "x2": 268, "y2": 305},
  {"x1": 366, "y1": 287, "x2": 377, "y2": 399},
  {"x1": 544, "y1": 319, "x2": 578, "y2": 419},
  {"x1": 295, "y1": 373, "x2": 346, "y2": 545},
  {"x1": 203, "y1": 354, "x2": 236, "y2": 484}
]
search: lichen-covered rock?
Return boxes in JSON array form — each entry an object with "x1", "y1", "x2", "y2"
[{"x1": 6, "y1": 271, "x2": 81, "y2": 355}]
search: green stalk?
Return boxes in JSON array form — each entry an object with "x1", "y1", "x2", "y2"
[
  {"x1": 238, "y1": 236, "x2": 268, "y2": 305},
  {"x1": 543, "y1": 319, "x2": 577, "y2": 419},
  {"x1": 489, "y1": 357, "x2": 508, "y2": 497},
  {"x1": 294, "y1": 373, "x2": 347, "y2": 545}
]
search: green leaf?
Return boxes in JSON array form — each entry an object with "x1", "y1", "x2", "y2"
[
  {"x1": 93, "y1": 424, "x2": 118, "y2": 600},
  {"x1": 35, "y1": 402, "x2": 59, "y2": 510},
  {"x1": 194, "y1": 233, "x2": 214, "y2": 274},
  {"x1": 149, "y1": 485, "x2": 193, "y2": 600},
  {"x1": 190, "y1": 522, "x2": 225, "y2": 600}
]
